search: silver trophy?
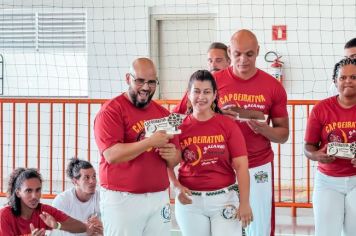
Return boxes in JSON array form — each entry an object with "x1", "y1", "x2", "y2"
[
  {"x1": 144, "y1": 113, "x2": 185, "y2": 137},
  {"x1": 327, "y1": 142, "x2": 356, "y2": 159}
]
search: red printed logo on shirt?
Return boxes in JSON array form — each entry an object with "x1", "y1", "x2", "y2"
[
  {"x1": 132, "y1": 120, "x2": 145, "y2": 134},
  {"x1": 182, "y1": 145, "x2": 202, "y2": 166},
  {"x1": 325, "y1": 121, "x2": 356, "y2": 143},
  {"x1": 327, "y1": 129, "x2": 346, "y2": 143},
  {"x1": 219, "y1": 93, "x2": 266, "y2": 106},
  {"x1": 349, "y1": 130, "x2": 356, "y2": 143}
]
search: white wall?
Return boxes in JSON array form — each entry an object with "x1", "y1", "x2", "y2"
[
  {"x1": 0, "y1": 0, "x2": 354, "y2": 196},
  {"x1": 1, "y1": 0, "x2": 354, "y2": 99},
  {"x1": 3, "y1": 52, "x2": 88, "y2": 96}
]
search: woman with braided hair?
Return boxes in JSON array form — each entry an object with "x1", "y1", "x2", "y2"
[
  {"x1": 168, "y1": 70, "x2": 252, "y2": 236},
  {"x1": 0, "y1": 168, "x2": 87, "y2": 236},
  {"x1": 304, "y1": 57, "x2": 356, "y2": 236}
]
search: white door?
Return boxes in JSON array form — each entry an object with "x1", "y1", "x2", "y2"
[{"x1": 155, "y1": 17, "x2": 215, "y2": 99}]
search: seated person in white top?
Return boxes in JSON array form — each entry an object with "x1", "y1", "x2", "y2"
[{"x1": 51, "y1": 158, "x2": 102, "y2": 236}]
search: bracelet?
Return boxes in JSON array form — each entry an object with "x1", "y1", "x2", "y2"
[{"x1": 56, "y1": 221, "x2": 62, "y2": 230}]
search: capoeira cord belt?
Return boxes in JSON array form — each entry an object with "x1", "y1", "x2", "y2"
[{"x1": 190, "y1": 184, "x2": 239, "y2": 196}]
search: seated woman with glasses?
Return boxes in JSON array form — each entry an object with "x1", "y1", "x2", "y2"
[{"x1": 168, "y1": 70, "x2": 253, "y2": 236}]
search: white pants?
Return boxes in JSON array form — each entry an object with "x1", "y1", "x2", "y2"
[
  {"x1": 313, "y1": 170, "x2": 356, "y2": 236},
  {"x1": 175, "y1": 186, "x2": 242, "y2": 236},
  {"x1": 100, "y1": 188, "x2": 171, "y2": 236},
  {"x1": 246, "y1": 162, "x2": 272, "y2": 236}
]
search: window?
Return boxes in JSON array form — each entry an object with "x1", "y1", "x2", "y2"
[{"x1": 0, "y1": 9, "x2": 86, "y2": 50}]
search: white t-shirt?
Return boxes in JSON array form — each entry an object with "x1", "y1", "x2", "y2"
[{"x1": 51, "y1": 187, "x2": 100, "y2": 236}]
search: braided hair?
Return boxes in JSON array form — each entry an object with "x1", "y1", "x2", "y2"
[
  {"x1": 186, "y1": 70, "x2": 222, "y2": 115},
  {"x1": 66, "y1": 158, "x2": 93, "y2": 180},
  {"x1": 332, "y1": 58, "x2": 356, "y2": 83},
  {"x1": 7, "y1": 168, "x2": 42, "y2": 216}
]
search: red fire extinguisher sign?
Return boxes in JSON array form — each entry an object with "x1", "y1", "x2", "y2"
[{"x1": 272, "y1": 25, "x2": 287, "y2": 40}]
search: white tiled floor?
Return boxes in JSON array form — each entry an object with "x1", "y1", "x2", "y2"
[{"x1": 275, "y1": 208, "x2": 314, "y2": 236}]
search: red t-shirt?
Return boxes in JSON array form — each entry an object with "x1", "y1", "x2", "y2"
[
  {"x1": 214, "y1": 67, "x2": 288, "y2": 168},
  {"x1": 0, "y1": 204, "x2": 68, "y2": 236},
  {"x1": 172, "y1": 92, "x2": 189, "y2": 114},
  {"x1": 178, "y1": 114, "x2": 248, "y2": 191},
  {"x1": 305, "y1": 96, "x2": 356, "y2": 177},
  {"x1": 94, "y1": 93, "x2": 179, "y2": 193}
]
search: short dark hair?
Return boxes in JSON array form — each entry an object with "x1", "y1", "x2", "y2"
[
  {"x1": 208, "y1": 42, "x2": 230, "y2": 61},
  {"x1": 7, "y1": 168, "x2": 42, "y2": 216},
  {"x1": 187, "y1": 70, "x2": 222, "y2": 114},
  {"x1": 332, "y1": 57, "x2": 356, "y2": 82},
  {"x1": 66, "y1": 158, "x2": 94, "y2": 180},
  {"x1": 344, "y1": 38, "x2": 356, "y2": 49}
]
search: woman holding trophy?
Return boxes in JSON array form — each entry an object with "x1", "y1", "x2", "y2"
[
  {"x1": 304, "y1": 57, "x2": 356, "y2": 236},
  {"x1": 168, "y1": 70, "x2": 252, "y2": 236}
]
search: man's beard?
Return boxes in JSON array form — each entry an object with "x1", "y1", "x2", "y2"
[{"x1": 128, "y1": 88, "x2": 154, "y2": 108}]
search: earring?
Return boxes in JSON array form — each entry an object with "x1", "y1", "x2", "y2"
[{"x1": 211, "y1": 102, "x2": 216, "y2": 111}]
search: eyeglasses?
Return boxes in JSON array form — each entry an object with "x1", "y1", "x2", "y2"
[{"x1": 129, "y1": 73, "x2": 159, "y2": 88}]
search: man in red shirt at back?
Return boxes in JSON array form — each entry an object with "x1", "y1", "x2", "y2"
[
  {"x1": 173, "y1": 42, "x2": 231, "y2": 114},
  {"x1": 215, "y1": 29, "x2": 289, "y2": 236}
]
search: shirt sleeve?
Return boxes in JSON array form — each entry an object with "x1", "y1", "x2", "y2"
[
  {"x1": 270, "y1": 83, "x2": 288, "y2": 118},
  {"x1": 52, "y1": 194, "x2": 69, "y2": 215},
  {"x1": 226, "y1": 119, "x2": 248, "y2": 158},
  {"x1": 305, "y1": 105, "x2": 322, "y2": 144},
  {"x1": 170, "y1": 135, "x2": 181, "y2": 151},
  {"x1": 41, "y1": 204, "x2": 69, "y2": 223},
  {"x1": 172, "y1": 92, "x2": 189, "y2": 114},
  {"x1": 0, "y1": 209, "x2": 15, "y2": 236},
  {"x1": 94, "y1": 108, "x2": 124, "y2": 154}
]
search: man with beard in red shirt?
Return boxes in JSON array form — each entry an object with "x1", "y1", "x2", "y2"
[{"x1": 94, "y1": 57, "x2": 180, "y2": 236}]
